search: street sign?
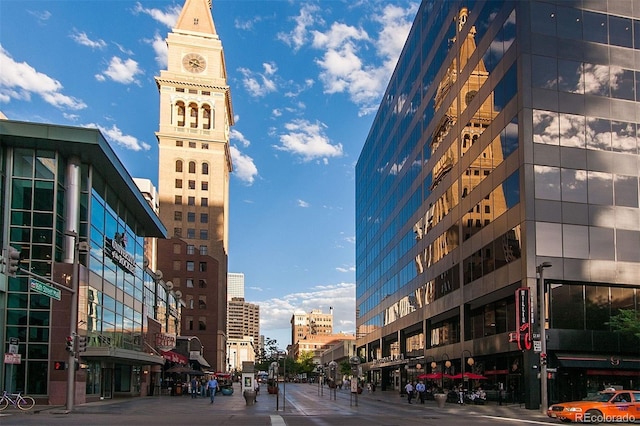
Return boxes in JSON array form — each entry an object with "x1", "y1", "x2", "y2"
[
  {"x1": 30, "y1": 277, "x2": 61, "y2": 300},
  {"x1": 533, "y1": 340, "x2": 542, "y2": 352},
  {"x1": 4, "y1": 353, "x2": 21, "y2": 364}
]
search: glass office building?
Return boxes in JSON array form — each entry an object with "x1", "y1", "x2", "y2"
[
  {"x1": 0, "y1": 120, "x2": 180, "y2": 405},
  {"x1": 356, "y1": 0, "x2": 640, "y2": 408}
]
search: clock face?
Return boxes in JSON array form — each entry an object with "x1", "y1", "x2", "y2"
[
  {"x1": 182, "y1": 53, "x2": 206, "y2": 73},
  {"x1": 465, "y1": 90, "x2": 477, "y2": 106}
]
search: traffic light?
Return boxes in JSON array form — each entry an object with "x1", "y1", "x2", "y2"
[
  {"x1": 2, "y1": 246, "x2": 21, "y2": 277},
  {"x1": 540, "y1": 352, "x2": 547, "y2": 366},
  {"x1": 77, "y1": 335, "x2": 87, "y2": 353},
  {"x1": 66, "y1": 335, "x2": 75, "y2": 354},
  {"x1": 54, "y1": 361, "x2": 67, "y2": 370}
]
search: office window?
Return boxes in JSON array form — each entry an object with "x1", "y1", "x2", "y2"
[
  {"x1": 186, "y1": 261, "x2": 195, "y2": 272},
  {"x1": 186, "y1": 279, "x2": 194, "y2": 288},
  {"x1": 199, "y1": 317, "x2": 206, "y2": 331},
  {"x1": 187, "y1": 212, "x2": 196, "y2": 222},
  {"x1": 202, "y1": 163, "x2": 209, "y2": 175},
  {"x1": 175, "y1": 179, "x2": 182, "y2": 188},
  {"x1": 173, "y1": 228, "x2": 182, "y2": 238},
  {"x1": 189, "y1": 141, "x2": 196, "y2": 148},
  {"x1": 199, "y1": 230, "x2": 208, "y2": 240},
  {"x1": 188, "y1": 180, "x2": 196, "y2": 190},
  {"x1": 199, "y1": 262, "x2": 207, "y2": 272},
  {"x1": 187, "y1": 228, "x2": 195, "y2": 239},
  {"x1": 201, "y1": 181, "x2": 208, "y2": 191},
  {"x1": 188, "y1": 196, "x2": 195, "y2": 206},
  {"x1": 186, "y1": 316, "x2": 193, "y2": 331},
  {"x1": 186, "y1": 245, "x2": 195, "y2": 255},
  {"x1": 199, "y1": 296, "x2": 207, "y2": 309},
  {"x1": 189, "y1": 161, "x2": 196, "y2": 173},
  {"x1": 174, "y1": 195, "x2": 182, "y2": 204},
  {"x1": 201, "y1": 198, "x2": 208, "y2": 206},
  {"x1": 176, "y1": 140, "x2": 183, "y2": 147},
  {"x1": 199, "y1": 245, "x2": 208, "y2": 255},
  {"x1": 200, "y1": 213, "x2": 208, "y2": 223},
  {"x1": 176, "y1": 160, "x2": 183, "y2": 172},
  {"x1": 202, "y1": 143, "x2": 209, "y2": 149},
  {"x1": 199, "y1": 279, "x2": 207, "y2": 288},
  {"x1": 174, "y1": 211, "x2": 182, "y2": 221}
]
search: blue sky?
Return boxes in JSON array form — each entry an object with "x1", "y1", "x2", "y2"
[{"x1": 0, "y1": 0, "x2": 418, "y2": 347}]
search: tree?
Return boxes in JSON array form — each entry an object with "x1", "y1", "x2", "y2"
[
  {"x1": 254, "y1": 337, "x2": 280, "y2": 371},
  {"x1": 607, "y1": 309, "x2": 640, "y2": 338},
  {"x1": 339, "y1": 360, "x2": 352, "y2": 377}
]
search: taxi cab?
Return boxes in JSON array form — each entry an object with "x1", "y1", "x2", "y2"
[{"x1": 547, "y1": 389, "x2": 640, "y2": 423}]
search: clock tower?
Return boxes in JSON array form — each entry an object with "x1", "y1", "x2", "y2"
[{"x1": 155, "y1": 0, "x2": 233, "y2": 372}]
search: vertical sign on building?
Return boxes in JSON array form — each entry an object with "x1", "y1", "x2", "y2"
[{"x1": 515, "y1": 288, "x2": 532, "y2": 351}]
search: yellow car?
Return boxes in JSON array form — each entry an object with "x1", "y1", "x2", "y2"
[{"x1": 547, "y1": 390, "x2": 640, "y2": 423}]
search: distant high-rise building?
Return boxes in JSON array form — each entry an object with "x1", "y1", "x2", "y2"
[
  {"x1": 227, "y1": 297, "x2": 260, "y2": 343},
  {"x1": 291, "y1": 308, "x2": 334, "y2": 345},
  {"x1": 227, "y1": 272, "x2": 245, "y2": 300},
  {"x1": 155, "y1": 0, "x2": 234, "y2": 372}
]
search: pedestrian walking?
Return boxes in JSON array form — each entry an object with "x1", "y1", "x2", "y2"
[
  {"x1": 416, "y1": 380, "x2": 426, "y2": 404},
  {"x1": 206, "y1": 375, "x2": 219, "y2": 404},
  {"x1": 190, "y1": 377, "x2": 198, "y2": 398},
  {"x1": 405, "y1": 381, "x2": 414, "y2": 404}
]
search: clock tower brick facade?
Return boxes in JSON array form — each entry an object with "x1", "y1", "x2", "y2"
[{"x1": 155, "y1": 0, "x2": 233, "y2": 372}]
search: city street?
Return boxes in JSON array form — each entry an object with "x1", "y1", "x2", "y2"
[{"x1": 1, "y1": 383, "x2": 559, "y2": 425}]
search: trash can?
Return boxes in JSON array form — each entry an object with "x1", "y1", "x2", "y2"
[
  {"x1": 175, "y1": 383, "x2": 182, "y2": 396},
  {"x1": 243, "y1": 390, "x2": 256, "y2": 405},
  {"x1": 434, "y1": 393, "x2": 447, "y2": 408}
]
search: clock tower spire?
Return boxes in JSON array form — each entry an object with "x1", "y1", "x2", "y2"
[{"x1": 155, "y1": 0, "x2": 233, "y2": 373}]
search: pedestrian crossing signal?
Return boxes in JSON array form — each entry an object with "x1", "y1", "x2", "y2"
[{"x1": 54, "y1": 361, "x2": 66, "y2": 370}]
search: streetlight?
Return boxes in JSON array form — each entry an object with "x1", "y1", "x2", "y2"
[
  {"x1": 64, "y1": 230, "x2": 81, "y2": 413},
  {"x1": 441, "y1": 354, "x2": 451, "y2": 390},
  {"x1": 537, "y1": 261, "x2": 552, "y2": 414},
  {"x1": 461, "y1": 349, "x2": 474, "y2": 382}
]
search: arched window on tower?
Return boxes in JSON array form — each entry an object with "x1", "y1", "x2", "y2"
[
  {"x1": 189, "y1": 102, "x2": 198, "y2": 128},
  {"x1": 202, "y1": 104, "x2": 211, "y2": 130},
  {"x1": 176, "y1": 101, "x2": 186, "y2": 127},
  {"x1": 188, "y1": 161, "x2": 196, "y2": 173},
  {"x1": 176, "y1": 160, "x2": 183, "y2": 173},
  {"x1": 202, "y1": 163, "x2": 209, "y2": 175}
]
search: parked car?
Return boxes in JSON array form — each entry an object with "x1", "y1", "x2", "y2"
[{"x1": 547, "y1": 389, "x2": 640, "y2": 423}]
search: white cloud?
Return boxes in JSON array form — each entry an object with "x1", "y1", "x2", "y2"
[
  {"x1": 297, "y1": 199, "x2": 310, "y2": 208},
  {"x1": 70, "y1": 30, "x2": 107, "y2": 49},
  {"x1": 230, "y1": 129, "x2": 251, "y2": 148},
  {"x1": 148, "y1": 32, "x2": 168, "y2": 69},
  {"x1": 27, "y1": 9, "x2": 51, "y2": 23},
  {"x1": 311, "y1": 3, "x2": 417, "y2": 115},
  {"x1": 335, "y1": 265, "x2": 355, "y2": 273},
  {"x1": 229, "y1": 145, "x2": 258, "y2": 185},
  {"x1": 274, "y1": 119, "x2": 343, "y2": 162},
  {"x1": 87, "y1": 123, "x2": 151, "y2": 151},
  {"x1": 0, "y1": 45, "x2": 86, "y2": 110},
  {"x1": 277, "y1": 3, "x2": 321, "y2": 52},
  {"x1": 238, "y1": 62, "x2": 278, "y2": 97},
  {"x1": 96, "y1": 56, "x2": 142, "y2": 85},
  {"x1": 256, "y1": 282, "x2": 355, "y2": 343},
  {"x1": 132, "y1": 2, "x2": 180, "y2": 28}
]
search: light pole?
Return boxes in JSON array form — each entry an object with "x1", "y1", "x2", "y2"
[
  {"x1": 461, "y1": 349, "x2": 474, "y2": 383},
  {"x1": 65, "y1": 231, "x2": 80, "y2": 413},
  {"x1": 537, "y1": 261, "x2": 552, "y2": 414},
  {"x1": 441, "y1": 354, "x2": 451, "y2": 390}
]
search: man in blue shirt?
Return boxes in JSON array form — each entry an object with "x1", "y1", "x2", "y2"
[{"x1": 206, "y1": 376, "x2": 219, "y2": 403}]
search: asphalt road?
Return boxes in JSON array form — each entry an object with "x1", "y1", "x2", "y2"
[{"x1": 1, "y1": 383, "x2": 559, "y2": 426}]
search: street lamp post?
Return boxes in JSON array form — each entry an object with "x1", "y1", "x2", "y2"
[
  {"x1": 441, "y1": 354, "x2": 451, "y2": 390},
  {"x1": 461, "y1": 349, "x2": 474, "y2": 383},
  {"x1": 537, "y1": 261, "x2": 552, "y2": 414},
  {"x1": 65, "y1": 231, "x2": 80, "y2": 413}
]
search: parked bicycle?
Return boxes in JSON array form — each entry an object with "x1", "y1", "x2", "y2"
[{"x1": 0, "y1": 390, "x2": 35, "y2": 411}]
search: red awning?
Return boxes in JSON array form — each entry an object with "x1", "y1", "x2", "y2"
[{"x1": 161, "y1": 350, "x2": 188, "y2": 365}]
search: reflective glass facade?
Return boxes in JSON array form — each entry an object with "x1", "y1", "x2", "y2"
[
  {"x1": 356, "y1": 0, "x2": 640, "y2": 408},
  {"x1": 0, "y1": 121, "x2": 177, "y2": 404}
]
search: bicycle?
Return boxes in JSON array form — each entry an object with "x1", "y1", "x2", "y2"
[{"x1": 0, "y1": 390, "x2": 35, "y2": 411}]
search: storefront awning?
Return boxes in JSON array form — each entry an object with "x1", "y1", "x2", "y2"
[
  {"x1": 161, "y1": 350, "x2": 188, "y2": 365},
  {"x1": 189, "y1": 353, "x2": 210, "y2": 368},
  {"x1": 556, "y1": 353, "x2": 640, "y2": 370},
  {"x1": 81, "y1": 347, "x2": 165, "y2": 365}
]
